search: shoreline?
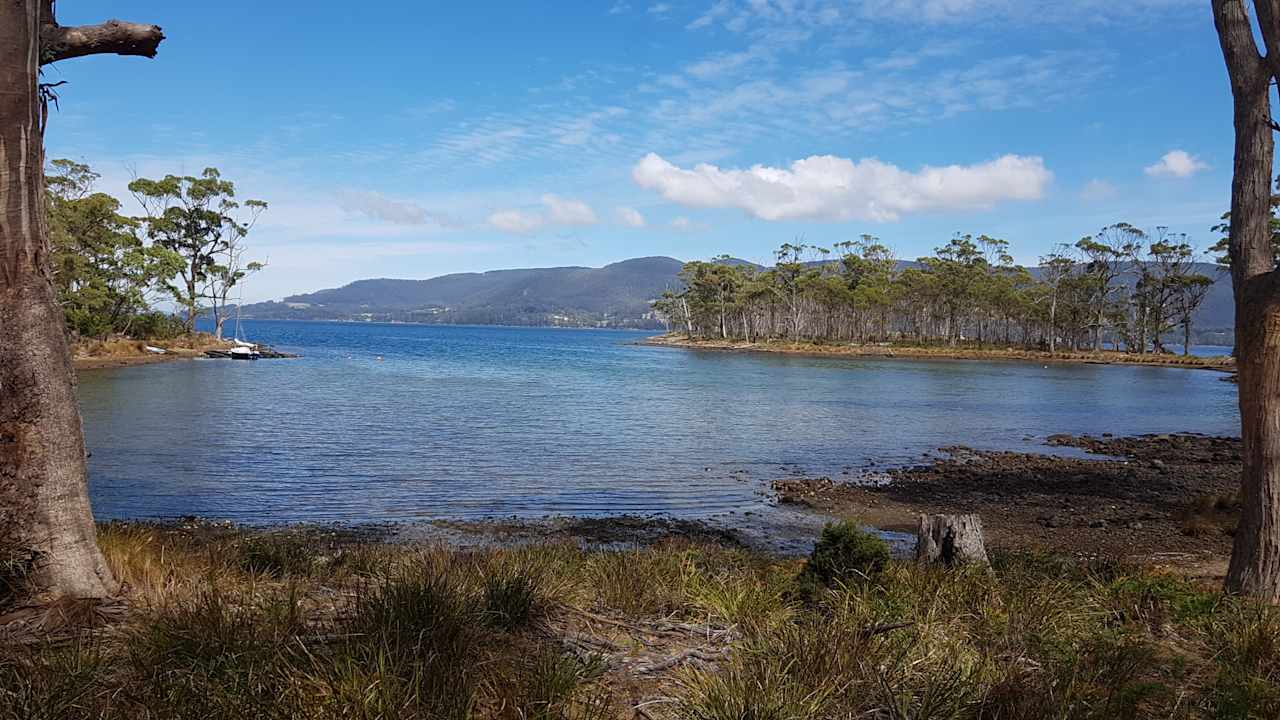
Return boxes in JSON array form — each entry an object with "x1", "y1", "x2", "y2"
[
  {"x1": 74, "y1": 347, "x2": 211, "y2": 371},
  {"x1": 774, "y1": 432, "x2": 1239, "y2": 582},
  {"x1": 72, "y1": 335, "x2": 296, "y2": 371},
  {"x1": 104, "y1": 433, "x2": 1239, "y2": 578},
  {"x1": 641, "y1": 333, "x2": 1237, "y2": 371}
]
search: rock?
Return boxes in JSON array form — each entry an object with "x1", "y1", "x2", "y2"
[{"x1": 1089, "y1": 519, "x2": 1107, "y2": 529}]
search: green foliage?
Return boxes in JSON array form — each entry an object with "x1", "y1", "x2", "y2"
[
  {"x1": 47, "y1": 159, "x2": 183, "y2": 339},
  {"x1": 800, "y1": 521, "x2": 891, "y2": 587},
  {"x1": 128, "y1": 167, "x2": 267, "y2": 334},
  {"x1": 659, "y1": 228, "x2": 1220, "y2": 352},
  {"x1": 126, "y1": 310, "x2": 188, "y2": 340}
]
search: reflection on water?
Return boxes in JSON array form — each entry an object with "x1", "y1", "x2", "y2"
[{"x1": 77, "y1": 321, "x2": 1240, "y2": 523}]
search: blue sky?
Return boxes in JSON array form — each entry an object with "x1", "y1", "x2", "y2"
[{"x1": 46, "y1": 0, "x2": 1228, "y2": 301}]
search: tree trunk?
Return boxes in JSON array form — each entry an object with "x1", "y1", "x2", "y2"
[
  {"x1": 1215, "y1": 0, "x2": 1280, "y2": 600},
  {"x1": 1048, "y1": 291, "x2": 1058, "y2": 353},
  {"x1": 0, "y1": 1, "x2": 115, "y2": 601},
  {"x1": 0, "y1": 2, "x2": 161, "y2": 605},
  {"x1": 916, "y1": 514, "x2": 989, "y2": 567}
]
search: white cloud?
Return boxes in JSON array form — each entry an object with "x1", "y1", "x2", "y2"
[
  {"x1": 632, "y1": 152, "x2": 1052, "y2": 222},
  {"x1": 488, "y1": 195, "x2": 598, "y2": 234},
  {"x1": 488, "y1": 209, "x2": 546, "y2": 234},
  {"x1": 609, "y1": 1, "x2": 631, "y2": 14},
  {"x1": 616, "y1": 206, "x2": 647, "y2": 227},
  {"x1": 337, "y1": 190, "x2": 437, "y2": 225},
  {"x1": 648, "y1": 3, "x2": 672, "y2": 15},
  {"x1": 543, "y1": 194, "x2": 598, "y2": 225},
  {"x1": 1144, "y1": 150, "x2": 1207, "y2": 179},
  {"x1": 1079, "y1": 179, "x2": 1118, "y2": 201}
]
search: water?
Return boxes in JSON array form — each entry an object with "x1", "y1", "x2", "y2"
[{"x1": 77, "y1": 321, "x2": 1240, "y2": 524}]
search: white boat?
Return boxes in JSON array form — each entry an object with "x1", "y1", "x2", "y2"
[{"x1": 228, "y1": 284, "x2": 259, "y2": 359}]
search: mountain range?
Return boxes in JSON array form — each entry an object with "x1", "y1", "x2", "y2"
[{"x1": 239, "y1": 256, "x2": 1235, "y2": 342}]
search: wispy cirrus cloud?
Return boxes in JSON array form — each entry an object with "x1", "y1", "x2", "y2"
[
  {"x1": 686, "y1": 0, "x2": 1200, "y2": 31},
  {"x1": 337, "y1": 190, "x2": 440, "y2": 226},
  {"x1": 633, "y1": 151, "x2": 1052, "y2": 222}
]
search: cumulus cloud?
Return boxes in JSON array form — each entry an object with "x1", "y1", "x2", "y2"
[
  {"x1": 488, "y1": 195, "x2": 598, "y2": 234},
  {"x1": 631, "y1": 152, "x2": 1052, "y2": 222},
  {"x1": 1144, "y1": 150, "x2": 1207, "y2": 179},
  {"x1": 337, "y1": 190, "x2": 437, "y2": 225},
  {"x1": 615, "y1": 206, "x2": 647, "y2": 228}
]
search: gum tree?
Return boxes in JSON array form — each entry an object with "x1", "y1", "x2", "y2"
[
  {"x1": 0, "y1": 3, "x2": 162, "y2": 602},
  {"x1": 1212, "y1": 0, "x2": 1280, "y2": 599}
]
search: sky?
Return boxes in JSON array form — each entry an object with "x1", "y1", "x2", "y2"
[{"x1": 45, "y1": 0, "x2": 1232, "y2": 302}]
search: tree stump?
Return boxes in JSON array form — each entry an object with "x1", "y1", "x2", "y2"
[{"x1": 916, "y1": 514, "x2": 989, "y2": 567}]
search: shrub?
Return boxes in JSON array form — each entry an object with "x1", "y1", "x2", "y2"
[
  {"x1": 128, "y1": 311, "x2": 187, "y2": 341},
  {"x1": 800, "y1": 521, "x2": 891, "y2": 587},
  {"x1": 234, "y1": 535, "x2": 315, "y2": 578},
  {"x1": 483, "y1": 571, "x2": 541, "y2": 631}
]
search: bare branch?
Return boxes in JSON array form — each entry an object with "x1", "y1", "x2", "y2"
[{"x1": 40, "y1": 20, "x2": 164, "y2": 65}]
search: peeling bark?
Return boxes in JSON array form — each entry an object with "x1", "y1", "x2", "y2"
[{"x1": 1, "y1": 1, "x2": 161, "y2": 604}]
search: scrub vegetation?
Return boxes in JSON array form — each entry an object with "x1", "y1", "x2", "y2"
[{"x1": 2, "y1": 523, "x2": 1277, "y2": 720}]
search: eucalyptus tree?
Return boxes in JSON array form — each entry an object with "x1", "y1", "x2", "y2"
[
  {"x1": 129, "y1": 168, "x2": 266, "y2": 333},
  {"x1": 922, "y1": 234, "x2": 987, "y2": 346},
  {"x1": 47, "y1": 159, "x2": 181, "y2": 338},
  {"x1": 205, "y1": 243, "x2": 265, "y2": 340},
  {"x1": 1212, "y1": 0, "x2": 1280, "y2": 598},
  {"x1": 773, "y1": 241, "x2": 816, "y2": 341},
  {"x1": 1038, "y1": 247, "x2": 1078, "y2": 353},
  {"x1": 1, "y1": 2, "x2": 163, "y2": 603},
  {"x1": 1077, "y1": 223, "x2": 1145, "y2": 351}
]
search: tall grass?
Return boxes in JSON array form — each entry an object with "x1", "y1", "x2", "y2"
[{"x1": 2, "y1": 525, "x2": 1278, "y2": 719}]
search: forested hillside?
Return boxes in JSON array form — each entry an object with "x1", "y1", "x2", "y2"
[
  {"x1": 242, "y1": 236, "x2": 1234, "y2": 344},
  {"x1": 240, "y1": 257, "x2": 686, "y2": 328}
]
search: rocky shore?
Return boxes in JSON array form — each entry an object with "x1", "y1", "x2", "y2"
[
  {"x1": 774, "y1": 433, "x2": 1240, "y2": 578},
  {"x1": 643, "y1": 333, "x2": 1236, "y2": 371}
]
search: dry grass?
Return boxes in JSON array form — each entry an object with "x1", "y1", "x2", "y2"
[
  {"x1": 72, "y1": 333, "x2": 234, "y2": 369},
  {"x1": 2, "y1": 523, "x2": 1277, "y2": 719}
]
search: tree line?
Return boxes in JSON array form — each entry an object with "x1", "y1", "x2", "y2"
[
  {"x1": 656, "y1": 225, "x2": 1220, "y2": 355},
  {"x1": 46, "y1": 159, "x2": 265, "y2": 340}
]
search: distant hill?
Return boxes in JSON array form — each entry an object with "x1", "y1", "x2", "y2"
[
  {"x1": 241, "y1": 257, "x2": 687, "y2": 329},
  {"x1": 240, "y1": 256, "x2": 1235, "y2": 341}
]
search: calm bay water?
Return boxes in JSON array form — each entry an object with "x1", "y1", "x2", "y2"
[{"x1": 77, "y1": 321, "x2": 1240, "y2": 524}]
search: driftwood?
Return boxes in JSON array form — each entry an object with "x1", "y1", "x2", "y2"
[{"x1": 916, "y1": 514, "x2": 989, "y2": 566}]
